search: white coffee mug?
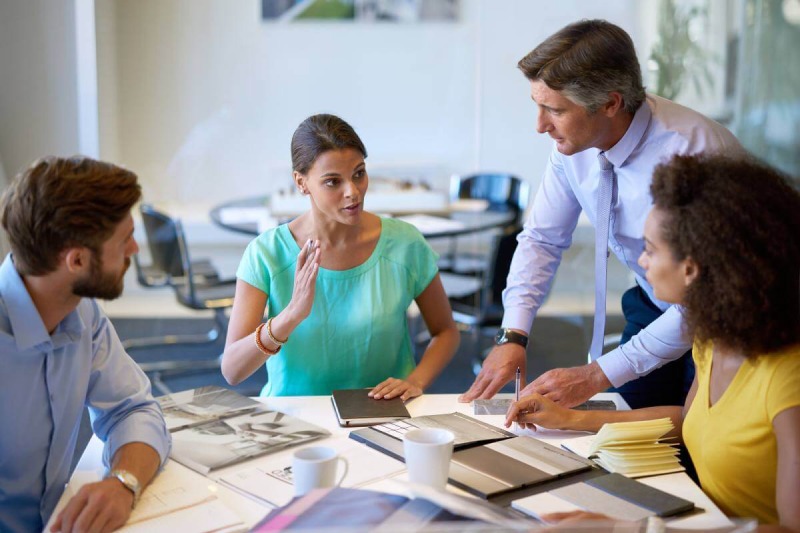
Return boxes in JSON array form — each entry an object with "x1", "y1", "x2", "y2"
[
  {"x1": 402, "y1": 428, "x2": 455, "y2": 491},
  {"x1": 292, "y1": 446, "x2": 349, "y2": 496}
]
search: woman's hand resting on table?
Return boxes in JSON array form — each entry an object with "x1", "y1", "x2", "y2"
[
  {"x1": 504, "y1": 392, "x2": 578, "y2": 431},
  {"x1": 540, "y1": 511, "x2": 621, "y2": 527},
  {"x1": 369, "y1": 377, "x2": 423, "y2": 402},
  {"x1": 286, "y1": 239, "x2": 320, "y2": 322}
]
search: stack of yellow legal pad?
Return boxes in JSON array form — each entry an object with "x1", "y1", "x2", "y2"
[{"x1": 562, "y1": 418, "x2": 683, "y2": 477}]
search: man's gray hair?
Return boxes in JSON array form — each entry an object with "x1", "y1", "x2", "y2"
[{"x1": 518, "y1": 19, "x2": 646, "y2": 114}]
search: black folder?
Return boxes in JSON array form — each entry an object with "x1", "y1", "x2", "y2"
[{"x1": 331, "y1": 389, "x2": 411, "y2": 427}]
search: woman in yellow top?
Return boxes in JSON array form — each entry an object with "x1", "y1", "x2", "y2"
[{"x1": 507, "y1": 154, "x2": 800, "y2": 530}]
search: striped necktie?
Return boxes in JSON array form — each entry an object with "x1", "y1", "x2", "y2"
[{"x1": 590, "y1": 152, "x2": 615, "y2": 360}]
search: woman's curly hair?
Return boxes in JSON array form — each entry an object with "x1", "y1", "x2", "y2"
[{"x1": 650, "y1": 154, "x2": 800, "y2": 356}]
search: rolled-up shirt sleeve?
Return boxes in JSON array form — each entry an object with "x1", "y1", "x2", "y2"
[
  {"x1": 502, "y1": 149, "x2": 582, "y2": 333},
  {"x1": 597, "y1": 304, "x2": 693, "y2": 387},
  {"x1": 86, "y1": 311, "x2": 171, "y2": 468}
]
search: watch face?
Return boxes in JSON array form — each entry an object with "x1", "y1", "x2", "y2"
[{"x1": 495, "y1": 329, "x2": 506, "y2": 344}]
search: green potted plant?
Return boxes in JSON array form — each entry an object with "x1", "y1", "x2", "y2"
[{"x1": 649, "y1": 0, "x2": 715, "y2": 100}]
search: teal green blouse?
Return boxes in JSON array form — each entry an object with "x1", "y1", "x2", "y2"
[{"x1": 236, "y1": 217, "x2": 439, "y2": 396}]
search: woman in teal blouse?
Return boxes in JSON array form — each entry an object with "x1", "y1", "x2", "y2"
[{"x1": 221, "y1": 114, "x2": 459, "y2": 397}]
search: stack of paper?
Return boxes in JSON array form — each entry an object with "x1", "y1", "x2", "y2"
[{"x1": 562, "y1": 418, "x2": 683, "y2": 477}]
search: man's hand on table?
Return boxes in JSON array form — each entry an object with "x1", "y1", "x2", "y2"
[
  {"x1": 519, "y1": 361, "x2": 612, "y2": 408},
  {"x1": 50, "y1": 477, "x2": 134, "y2": 533},
  {"x1": 459, "y1": 343, "x2": 527, "y2": 402},
  {"x1": 52, "y1": 442, "x2": 161, "y2": 533}
]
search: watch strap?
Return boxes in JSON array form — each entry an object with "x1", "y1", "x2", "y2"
[{"x1": 496, "y1": 328, "x2": 529, "y2": 348}]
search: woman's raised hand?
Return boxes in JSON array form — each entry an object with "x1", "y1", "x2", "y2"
[{"x1": 288, "y1": 239, "x2": 320, "y2": 321}]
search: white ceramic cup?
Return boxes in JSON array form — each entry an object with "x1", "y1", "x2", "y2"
[
  {"x1": 291, "y1": 446, "x2": 349, "y2": 496},
  {"x1": 402, "y1": 428, "x2": 455, "y2": 491}
]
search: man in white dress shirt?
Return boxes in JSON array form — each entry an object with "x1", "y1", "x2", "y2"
[{"x1": 461, "y1": 19, "x2": 742, "y2": 409}]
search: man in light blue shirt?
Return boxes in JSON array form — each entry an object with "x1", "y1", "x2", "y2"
[
  {"x1": 0, "y1": 156, "x2": 170, "y2": 532},
  {"x1": 461, "y1": 20, "x2": 742, "y2": 409}
]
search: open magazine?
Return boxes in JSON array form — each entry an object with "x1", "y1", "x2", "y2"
[
  {"x1": 157, "y1": 386, "x2": 330, "y2": 474},
  {"x1": 251, "y1": 486, "x2": 526, "y2": 532},
  {"x1": 157, "y1": 386, "x2": 263, "y2": 431}
]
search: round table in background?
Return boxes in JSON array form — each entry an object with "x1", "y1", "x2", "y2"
[{"x1": 209, "y1": 195, "x2": 518, "y2": 240}]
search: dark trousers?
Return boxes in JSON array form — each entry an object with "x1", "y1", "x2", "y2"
[{"x1": 607, "y1": 285, "x2": 695, "y2": 409}]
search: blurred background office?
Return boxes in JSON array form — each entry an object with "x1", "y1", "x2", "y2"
[{"x1": 0, "y1": 0, "x2": 798, "y2": 394}]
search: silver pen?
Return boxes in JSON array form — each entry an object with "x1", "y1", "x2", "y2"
[{"x1": 514, "y1": 366, "x2": 521, "y2": 431}]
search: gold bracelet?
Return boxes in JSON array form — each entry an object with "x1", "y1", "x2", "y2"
[
  {"x1": 254, "y1": 322, "x2": 279, "y2": 356},
  {"x1": 266, "y1": 317, "x2": 288, "y2": 346}
]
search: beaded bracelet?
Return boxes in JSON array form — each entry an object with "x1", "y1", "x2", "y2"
[
  {"x1": 254, "y1": 322, "x2": 279, "y2": 356},
  {"x1": 266, "y1": 317, "x2": 288, "y2": 346}
]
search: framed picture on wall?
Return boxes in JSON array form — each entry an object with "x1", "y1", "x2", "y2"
[{"x1": 262, "y1": 0, "x2": 459, "y2": 23}]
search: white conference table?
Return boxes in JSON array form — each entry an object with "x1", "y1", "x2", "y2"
[{"x1": 59, "y1": 393, "x2": 731, "y2": 531}]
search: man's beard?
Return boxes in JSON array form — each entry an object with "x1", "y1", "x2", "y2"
[{"x1": 72, "y1": 255, "x2": 129, "y2": 300}]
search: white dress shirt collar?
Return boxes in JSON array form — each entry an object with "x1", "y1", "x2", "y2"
[{"x1": 604, "y1": 100, "x2": 653, "y2": 169}]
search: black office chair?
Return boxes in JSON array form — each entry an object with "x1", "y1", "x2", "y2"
[
  {"x1": 441, "y1": 173, "x2": 530, "y2": 275},
  {"x1": 450, "y1": 173, "x2": 530, "y2": 219},
  {"x1": 440, "y1": 225, "x2": 522, "y2": 375},
  {"x1": 124, "y1": 204, "x2": 237, "y2": 394},
  {"x1": 133, "y1": 252, "x2": 220, "y2": 289}
]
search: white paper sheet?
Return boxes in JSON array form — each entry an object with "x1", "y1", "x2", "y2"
[
  {"x1": 119, "y1": 499, "x2": 242, "y2": 533},
  {"x1": 127, "y1": 463, "x2": 219, "y2": 524}
]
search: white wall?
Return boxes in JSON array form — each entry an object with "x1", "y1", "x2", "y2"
[
  {"x1": 0, "y1": 0, "x2": 81, "y2": 177},
  {"x1": 475, "y1": 1, "x2": 642, "y2": 186},
  {"x1": 96, "y1": 0, "x2": 643, "y2": 206}
]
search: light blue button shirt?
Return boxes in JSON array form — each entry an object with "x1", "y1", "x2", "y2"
[
  {"x1": 503, "y1": 95, "x2": 744, "y2": 387},
  {"x1": 0, "y1": 255, "x2": 170, "y2": 533}
]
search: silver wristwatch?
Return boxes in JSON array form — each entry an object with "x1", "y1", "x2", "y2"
[{"x1": 107, "y1": 469, "x2": 142, "y2": 506}]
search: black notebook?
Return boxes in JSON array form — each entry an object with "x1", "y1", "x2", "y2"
[
  {"x1": 512, "y1": 472, "x2": 695, "y2": 521},
  {"x1": 586, "y1": 473, "x2": 695, "y2": 517},
  {"x1": 331, "y1": 389, "x2": 411, "y2": 427},
  {"x1": 350, "y1": 412, "x2": 592, "y2": 498}
]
